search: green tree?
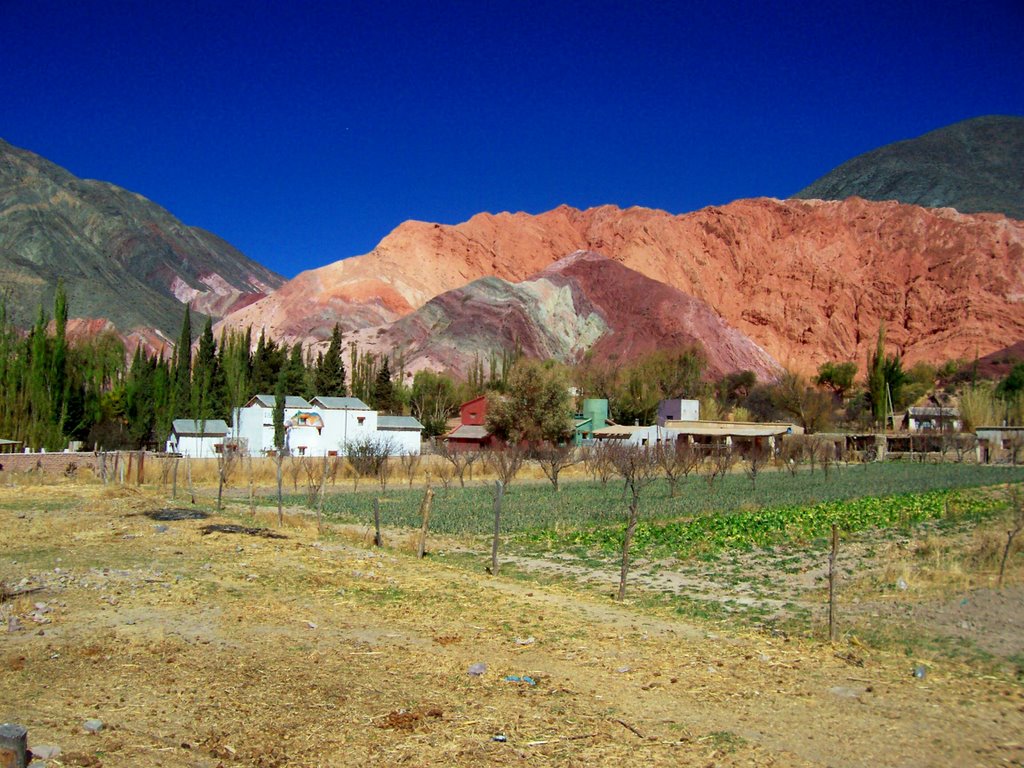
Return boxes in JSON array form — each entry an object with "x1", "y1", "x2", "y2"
[
  {"x1": 410, "y1": 370, "x2": 458, "y2": 438},
  {"x1": 273, "y1": 372, "x2": 287, "y2": 452},
  {"x1": 816, "y1": 361, "x2": 857, "y2": 400},
  {"x1": 373, "y1": 356, "x2": 395, "y2": 413},
  {"x1": 314, "y1": 324, "x2": 346, "y2": 396},
  {"x1": 486, "y1": 359, "x2": 574, "y2": 445},
  {"x1": 172, "y1": 304, "x2": 193, "y2": 418}
]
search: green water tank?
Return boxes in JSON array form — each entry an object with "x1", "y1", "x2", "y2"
[{"x1": 581, "y1": 399, "x2": 609, "y2": 430}]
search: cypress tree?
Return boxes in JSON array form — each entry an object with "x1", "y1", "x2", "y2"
[
  {"x1": 374, "y1": 356, "x2": 394, "y2": 413},
  {"x1": 315, "y1": 324, "x2": 346, "y2": 396},
  {"x1": 172, "y1": 305, "x2": 193, "y2": 417}
]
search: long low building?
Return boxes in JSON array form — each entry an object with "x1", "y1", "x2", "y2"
[{"x1": 594, "y1": 420, "x2": 801, "y2": 452}]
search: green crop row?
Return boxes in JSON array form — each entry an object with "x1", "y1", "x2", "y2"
[
  {"x1": 527, "y1": 487, "x2": 1004, "y2": 558},
  {"x1": 307, "y1": 463, "x2": 1024, "y2": 541}
]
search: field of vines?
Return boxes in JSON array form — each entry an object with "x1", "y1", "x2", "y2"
[{"x1": 311, "y1": 463, "x2": 1024, "y2": 557}]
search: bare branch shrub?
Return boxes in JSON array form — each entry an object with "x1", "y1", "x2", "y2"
[{"x1": 534, "y1": 442, "x2": 579, "y2": 491}]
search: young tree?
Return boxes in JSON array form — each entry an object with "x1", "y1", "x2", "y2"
[
  {"x1": 608, "y1": 443, "x2": 661, "y2": 601},
  {"x1": 534, "y1": 442, "x2": 579, "y2": 491},
  {"x1": 172, "y1": 304, "x2": 193, "y2": 417},
  {"x1": 487, "y1": 444, "x2": 525, "y2": 488},
  {"x1": 771, "y1": 371, "x2": 834, "y2": 433},
  {"x1": 657, "y1": 440, "x2": 701, "y2": 497},
  {"x1": 435, "y1": 440, "x2": 479, "y2": 488},
  {"x1": 273, "y1": 372, "x2": 286, "y2": 524}
]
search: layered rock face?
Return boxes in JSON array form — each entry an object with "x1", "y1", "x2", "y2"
[
  {"x1": 344, "y1": 252, "x2": 780, "y2": 380},
  {"x1": 223, "y1": 198, "x2": 1024, "y2": 374},
  {"x1": 0, "y1": 138, "x2": 282, "y2": 333}
]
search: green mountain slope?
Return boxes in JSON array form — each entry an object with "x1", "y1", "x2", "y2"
[
  {"x1": 795, "y1": 116, "x2": 1024, "y2": 220},
  {"x1": 0, "y1": 138, "x2": 283, "y2": 332}
]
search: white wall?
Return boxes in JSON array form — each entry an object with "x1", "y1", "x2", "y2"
[
  {"x1": 171, "y1": 434, "x2": 223, "y2": 459},
  {"x1": 378, "y1": 429, "x2": 422, "y2": 456}
]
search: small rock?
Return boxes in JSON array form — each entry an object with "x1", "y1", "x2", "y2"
[
  {"x1": 8, "y1": 616, "x2": 23, "y2": 632},
  {"x1": 83, "y1": 719, "x2": 103, "y2": 734},
  {"x1": 467, "y1": 662, "x2": 487, "y2": 676},
  {"x1": 912, "y1": 664, "x2": 928, "y2": 680},
  {"x1": 514, "y1": 636, "x2": 535, "y2": 646},
  {"x1": 31, "y1": 745, "x2": 61, "y2": 760},
  {"x1": 896, "y1": 578, "x2": 908, "y2": 591},
  {"x1": 615, "y1": 666, "x2": 632, "y2": 674},
  {"x1": 153, "y1": 525, "x2": 168, "y2": 533}
]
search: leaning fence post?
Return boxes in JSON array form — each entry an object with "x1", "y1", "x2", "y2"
[
  {"x1": 828, "y1": 524, "x2": 839, "y2": 643},
  {"x1": 0, "y1": 723, "x2": 28, "y2": 768}
]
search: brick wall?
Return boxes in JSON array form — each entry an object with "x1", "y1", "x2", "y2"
[{"x1": 0, "y1": 451, "x2": 130, "y2": 477}]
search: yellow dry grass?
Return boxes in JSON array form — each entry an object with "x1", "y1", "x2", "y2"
[{"x1": 1, "y1": 484, "x2": 1022, "y2": 767}]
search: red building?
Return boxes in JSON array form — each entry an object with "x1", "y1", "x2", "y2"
[{"x1": 444, "y1": 395, "x2": 494, "y2": 451}]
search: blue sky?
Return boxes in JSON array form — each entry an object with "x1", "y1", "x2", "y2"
[{"x1": 3, "y1": 0, "x2": 1023, "y2": 279}]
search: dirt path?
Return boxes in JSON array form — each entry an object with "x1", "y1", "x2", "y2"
[{"x1": 1, "y1": 486, "x2": 1022, "y2": 767}]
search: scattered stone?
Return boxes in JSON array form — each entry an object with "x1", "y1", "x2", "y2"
[
  {"x1": 514, "y1": 636, "x2": 535, "y2": 646},
  {"x1": 896, "y1": 578, "x2": 909, "y2": 591},
  {"x1": 616, "y1": 666, "x2": 632, "y2": 674},
  {"x1": 83, "y1": 719, "x2": 103, "y2": 734},
  {"x1": 31, "y1": 744, "x2": 61, "y2": 760},
  {"x1": 467, "y1": 662, "x2": 487, "y2": 676}
]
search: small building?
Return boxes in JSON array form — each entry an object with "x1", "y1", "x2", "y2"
[
  {"x1": 902, "y1": 407, "x2": 961, "y2": 432},
  {"x1": 444, "y1": 395, "x2": 494, "y2": 451},
  {"x1": 377, "y1": 415, "x2": 425, "y2": 456},
  {"x1": 593, "y1": 424, "x2": 667, "y2": 446},
  {"x1": 166, "y1": 419, "x2": 231, "y2": 459},
  {"x1": 663, "y1": 419, "x2": 800, "y2": 455},
  {"x1": 975, "y1": 425, "x2": 1024, "y2": 464},
  {"x1": 0, "y1": 438, "x2": 23, "y2": 455},
  {"x1": 574, "y1": 399, "x2": 609, "y2": 444},
  {"x1": 657, "y1": 398, "x2": 700, "y2": 426}
]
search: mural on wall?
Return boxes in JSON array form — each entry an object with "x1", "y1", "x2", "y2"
[{"x1": 287, "y1": 411, "x2": 325, "y2": 434}]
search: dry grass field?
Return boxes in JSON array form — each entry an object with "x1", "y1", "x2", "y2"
[{"x1": 2, "y1": 474, "x2": 1023, "y2": 767}]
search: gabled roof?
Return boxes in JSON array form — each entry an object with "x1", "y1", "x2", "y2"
[
  {"x1": 311, "y1": 396, "x2": 371, "y2": 410},
  {"x1": 446, "y1": 424, "x2": 489, "y2": 440},
  {"x1": 244, "y1": 394, "x2": 313, "y2": 409},
  {"x1": 172, "y1": 419, "x2": 230, "y2": 436},
  {"x1": 377, "y1": 415, "x2": 425, "y2": 431}
]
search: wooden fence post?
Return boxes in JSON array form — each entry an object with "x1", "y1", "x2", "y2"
[
  {"x1": 0, "y1": 723, "x2": 28, "y2": 768},
  {"x1": 828, "y1": 524, "x2": 839, "y2": 643},
  {"x1": 417, "y1": 486, "x2": 434, "y2": 558},
  {"x1": 373, "y1": 497, "x2": 383, "y2": 547},
  {"x1": 491, "y1": 480, "x2": 504, "y2": 575}
]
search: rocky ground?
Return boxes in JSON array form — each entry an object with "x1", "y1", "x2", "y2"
[{"x1": 2, "y1": 483, "x2": 1023, "y2": 767}]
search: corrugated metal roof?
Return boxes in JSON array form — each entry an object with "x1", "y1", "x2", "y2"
[
  {"x1": 446, "y1": 425, "x2": 489, "y2": 440},
  {"x1": 378, "y1": 415, "x2": 424, "y2": 430},
  {"x1": 172, "y1": 419, "x2": 230, "y2": 436},
  {"x1": 246, "y1": 394, "x2": 313, "y2": 409},
  {"x1": 311, "y1": 396, "x2": 371, "y2": 410},
  {"x1": 663, "y1": 420, "x2": 797, "y2": 437}
]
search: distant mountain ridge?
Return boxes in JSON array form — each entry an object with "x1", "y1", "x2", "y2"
[
  {"x1": 0, "y1": 138, "x2": 283, "y2": 333},
  {"x1": 795, "y1": 115, "x2": 1024, "y2": 220},
  {"x1": 222, "y1": 198, "x2": 1024, "y2": 375}
]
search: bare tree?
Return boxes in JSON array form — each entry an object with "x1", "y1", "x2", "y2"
[
  {"x1": 583, "y1": 442, "x2": 616, "y2": 485},
  {"x1": 702, "y1": 445, "x2": 734, "y2": 489},
  {"x1": 607, "y1": 443, "x2": 661, "y2": 601},
  {"x1": 534, "y1": 442, "x2": 579, "y2": 492},
  {"x1": 487, "y1": 444, "x2": 525, "y2": 488},
  {"x1": 399, "y1": 451, "x2": 422, "y2": 487},
  {"x1": 435, "y1": 441, "x2": 480, "y2": 488},
  {"x1": 998, "y1": 487, "x2": 1024, "y2": 590},
  {"x1": 287, "y1": 454, "x2": 303, "y2": 490},
  {"x1": 215, "y1": 445, "x2": 240, "y2": 511},
  {"x1": 954, "y1": 433, "x2": 978, "y2": 463},
  {"x1": 657, "y1": 440, "x2": 700, "y2": 497},
  {"x1": 345, "y1": 436, "x2": 396, "y2": 493},
  {"x1": 743, "y1": 443, "x2": 771, "y2": 491}
]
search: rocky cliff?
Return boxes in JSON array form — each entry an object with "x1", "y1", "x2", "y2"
[{"x1": 222, "y1": 198, "x2": 1024, "y2": 373}]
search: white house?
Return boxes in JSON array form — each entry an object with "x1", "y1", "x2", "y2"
[
  {"x1": 233, "y1": 394, "x2": 316, "y2": 456},
  {"x1": 309, "y1": 396, "x2": 379, "y2": 454},
  {"x1": 232, "y1": 394, "x2": 422, "y2": 457},
  {"x1": 166, "y1": 419, "x2": 230, "y2": 459}
]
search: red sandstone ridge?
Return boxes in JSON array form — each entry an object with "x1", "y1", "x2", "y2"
[{"x1": 219, "y1": 199, "x2": 1024, "y2": 373}]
